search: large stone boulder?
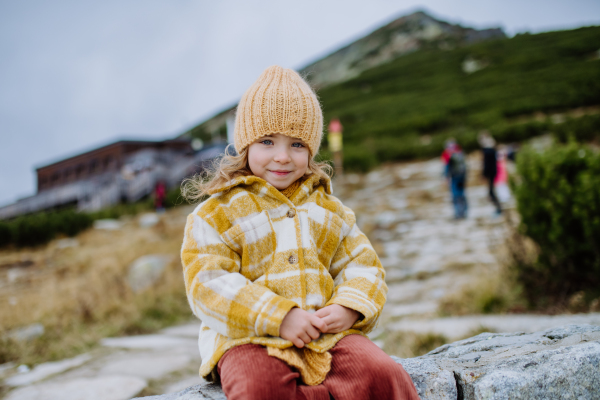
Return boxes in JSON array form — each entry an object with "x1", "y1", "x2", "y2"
[{"x1": 133, "y1": 324, "x2": 600, "y2": 400}]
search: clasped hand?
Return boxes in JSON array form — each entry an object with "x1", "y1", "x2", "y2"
[{"x1": 279, "y1": 304, "x2": 360, "y2": 348}]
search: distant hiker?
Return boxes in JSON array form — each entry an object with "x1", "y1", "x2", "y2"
[
  {"x1": 495, "y1": 147, "x2": 511, "y2": 203},
  {"x1": 440, "y1": 138, "x2": 456, "y2": 164},
  {"x1": 180, "y1": 66, "x2": 419, "y2": 400},
  {"x1": 443, "y1": 139, "x2": 468, "y2": 219},
  {"x1": 154, "y1": 180, "x2": 166, "y2": 213},
  {"x1": 478, "y1": 132, "x2": 502, "y2": 215}
]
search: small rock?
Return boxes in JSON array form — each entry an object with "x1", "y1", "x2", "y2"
[
  {"x1": 55, "y1": 238, "x2": 79, "y2": 249},
  {"x1": 139, "y1": 213, "x2": 160, "y2": 228},
  {"x1": 7, "y1": 324, "x2": 44, "y2": 342},
  {"x1": 127, "y1": 255, "x2": 173, "y2": 292},
  {"x1": 93, "y1": 219, "x2": 123, "y2": 230},
  {"x1": 17, "y1": 365, "x2": 30, "y2": 373}
]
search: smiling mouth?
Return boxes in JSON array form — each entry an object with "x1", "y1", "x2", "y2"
[{"x1": 269, "y1": 170, "x2": 292, "y2": 176}]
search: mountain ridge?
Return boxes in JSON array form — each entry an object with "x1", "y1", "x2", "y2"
[{"x1": 299, "y1": 10, "x2": 505, "y2": 88}]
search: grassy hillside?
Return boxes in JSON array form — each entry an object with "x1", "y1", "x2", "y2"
[{"x1": 316, "y1": 26, "x2": 600, "y2": 170}]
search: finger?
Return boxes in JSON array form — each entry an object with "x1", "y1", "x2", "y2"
[
  {"x1": 307, "y1": 325, "x2": 321, "y2": 340},
  {"x1": 300, "y1": 332, "x2": 312, "y2": 344},
  {"x1": 293, "y1": 338, "x2": 305, "y2": 348},
  {"x1": 320, "y1": 315, "x2": 336, "y2": 327},
  {"x1": 310, "y1": 315, "x2": 328, "y2": 332},
  {"x1": 313, "y1": 308, "x2": 330, "y2": 318}
]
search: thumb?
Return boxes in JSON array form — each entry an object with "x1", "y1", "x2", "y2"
[{"x1": 310, "y1": 314, "x2": 328, "y2": 333}]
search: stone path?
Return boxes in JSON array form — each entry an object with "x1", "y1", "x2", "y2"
[
  {"x1": 2, "y1": 155, "x2": 600, "y2": 399},
  {"x1": 336, "y1": 156, "x2": 511, "y2": 335},
  {"x1": 2, "y1": 324, "x2": 205, "y2": 400}
]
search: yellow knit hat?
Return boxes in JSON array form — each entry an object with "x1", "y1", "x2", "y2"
[{"x1": 234, "y1": 65, "x2": 323, "y2": 156}]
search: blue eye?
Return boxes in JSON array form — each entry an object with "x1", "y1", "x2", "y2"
[
  {"x1": 261, "y1": 139, "x2": 273, "y2": 145},
  {"x1": 292, "y1": 142, "x2": 305, "y2": 148}
]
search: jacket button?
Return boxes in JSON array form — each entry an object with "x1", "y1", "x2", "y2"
[
  {"x1": 288, "y1": 255, "x2": 298, "y2": 264},
  {"x1": 287, "y1": 209, "x2": 296, "y2": 218}
]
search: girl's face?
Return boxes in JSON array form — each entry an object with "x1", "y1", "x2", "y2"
[{"x1": 247, "y1": 133, "x2": 309, "y2": 190}]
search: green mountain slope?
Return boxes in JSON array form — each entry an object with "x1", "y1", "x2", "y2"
[{"x1": 317, "y1": 26, "x2": 600, "y2": 170}]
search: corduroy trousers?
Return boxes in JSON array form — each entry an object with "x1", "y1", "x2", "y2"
[{"x1": 217, "y1": 334, "x2": 420, "y2": 400}]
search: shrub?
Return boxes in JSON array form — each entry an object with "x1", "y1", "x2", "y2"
[
  {"x1": 11, "y1": 213, "x2": 57, "y2": 247},
  {"x1": 0, "y1": 209, "x2": 94, "y2": 248},
  {"x1": 511, "y1": 142, "x2": 600, "y2": 307},
  {"x1": 0, "y1": 222, "x2": 12, "y2": 247},
  {"x1": 164, "y1": 187, "x2": 185, "y2": 208},
  {"x1": 343, "y1": 145, "x2": 378, "y2": 173},
  {"x1": 492, "y1": 120, "x2": 550, "y2": 143},
  {"x1": 7, "y1": 210, "x2": 94, "y2": 248},
  {"x1": 553, "y1": 114, "x2": 600, "y2": 143}
]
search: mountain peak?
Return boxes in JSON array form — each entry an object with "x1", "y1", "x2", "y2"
[{"x1": 301, "y1": 11, "x2": 506, "y2": 88}]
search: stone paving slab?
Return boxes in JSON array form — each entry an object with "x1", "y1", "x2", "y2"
[
  {"x1": 159, "y1": 324, "x2": 201, "y2": 338},
  {"x1": 102, "y1": 335, "x2": 196, "y2": 350},
  {"x1": 388, "y1": 313, "x2": 600, "y2": 340},
  {"x1": 4, "y1": 354, "x2": 92, "y2": 387},
  {"x1": 99, "y1": 353, "x2": 193, "y2": 380},
  {"x1": 5, "y1": 375, "x2": 147, "y2": 400}
]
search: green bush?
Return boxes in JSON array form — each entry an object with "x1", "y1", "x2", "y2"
[
  {"x1": 492, "y1": 120, "x2": 550, "y2": 143},
  {"x1": 0, "y1": 222, "x2": 12, "y2": 247},
  {"x1": 343, "y1": 145, "x2": 378, "y2": 172},
  {"x1": 164, "y1": 187, "x2": 186, "y2": 208},
  {"x1": 553, "y1": 114, "x2": 600, "y2": 143},
  {"x1": 5, "y1": 210, "x2": 94, "y2": 248},
  {"x1": 511, "y1": 142, "x2": 600, "y2": 306}
]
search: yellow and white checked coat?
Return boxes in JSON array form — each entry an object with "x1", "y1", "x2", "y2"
[{"x1": 181, "y1": 174, "x2": 387, "y2": 379}]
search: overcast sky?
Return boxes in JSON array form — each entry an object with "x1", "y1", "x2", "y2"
[{"x1": 1, "y1": 0, "x2": 599, "y2": 206}]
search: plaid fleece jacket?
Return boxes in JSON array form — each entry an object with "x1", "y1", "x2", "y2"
[{"x1": 181, "y1": 174, "x2": 387, "y2": 379}]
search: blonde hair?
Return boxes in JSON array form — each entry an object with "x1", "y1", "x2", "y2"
[{"x1": 181, "y1": 144, "x2": 332, "y2": 203}]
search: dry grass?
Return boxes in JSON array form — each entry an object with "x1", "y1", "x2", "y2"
[
  {"x1": 0, "y1": 206, "x2": 195, "y2": 366},
  {"x1": 382, "y1": 326, "x2": 497, "y2": 359},
  {"x1": 437, "y1": 263, "x2": 527, "y2": 316},
  {"x1": 382, "y1": 331, "x2": 449, "y2": 358}
]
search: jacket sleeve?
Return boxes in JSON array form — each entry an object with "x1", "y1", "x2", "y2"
[
  {"x1": 326, "y1": 206, "x2": 387, "y2": 334},
  {"x1": 181, "y1": 210, "x2": 297, "y2": 339}
]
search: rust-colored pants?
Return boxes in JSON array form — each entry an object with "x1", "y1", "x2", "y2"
[{"x1": 217, "y1": 334, "x2": 420, "y2": 400}]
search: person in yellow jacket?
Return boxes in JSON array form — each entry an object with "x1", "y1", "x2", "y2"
[{"x1": 181, "y1": 66, "x2": 419, "y2": 400}]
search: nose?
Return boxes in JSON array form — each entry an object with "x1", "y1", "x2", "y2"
[{"x1": 273, "y1": 147, "x2": 291, "y2": 163}]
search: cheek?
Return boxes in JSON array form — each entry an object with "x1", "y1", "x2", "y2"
[
  {"x1": 294, "y1": 152, "x2": 310, "y2": 173},
  {"x1": 247, "y1": 145, "x2": 265, "y2": 173}
]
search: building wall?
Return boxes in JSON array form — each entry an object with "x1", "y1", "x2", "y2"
[{"x1": 36, "y1": 140, "x2": 190, "y2": 192}]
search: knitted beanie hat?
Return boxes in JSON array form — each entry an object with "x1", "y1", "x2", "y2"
[{"x1": 234, "y1": 65, "x2": 323, "y2": 156}]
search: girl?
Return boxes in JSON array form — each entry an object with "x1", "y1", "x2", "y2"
[{"x1": 181, "y1": 66, "x2": 419, "y2": 400}]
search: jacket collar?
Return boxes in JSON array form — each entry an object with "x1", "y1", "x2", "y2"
[{"x1": 212, "y1": 174, "x2": 332, "y2": 205}]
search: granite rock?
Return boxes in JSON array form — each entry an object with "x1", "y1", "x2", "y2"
[{"x1": 132, "y1": 324, "x2": 600, "y2": 400}]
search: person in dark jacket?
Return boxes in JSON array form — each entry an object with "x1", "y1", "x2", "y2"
[
  {"x1": 442, "y1": 139, "x2": 468, "y2": 219},
  {"x1": 478, "y1": 132, "x2": 502, "y2": 215}
]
